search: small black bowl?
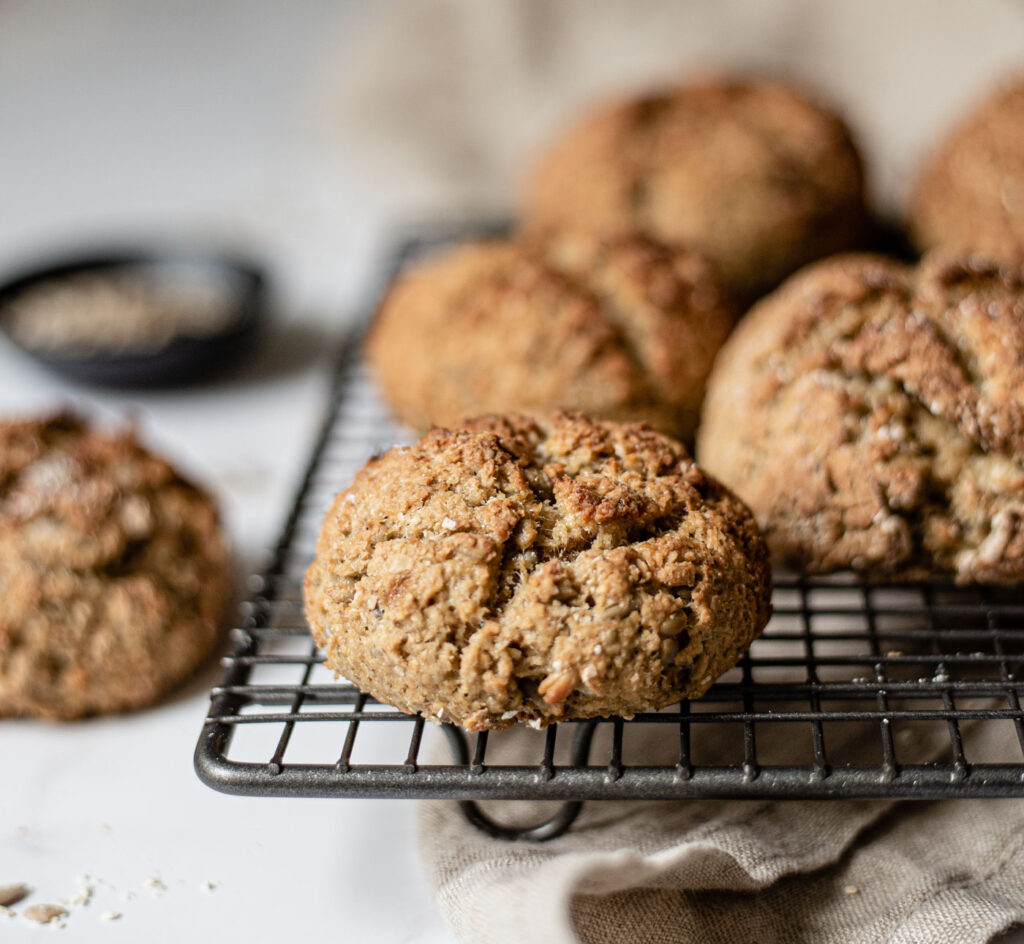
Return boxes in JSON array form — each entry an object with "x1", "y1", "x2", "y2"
[{"x1": 0, "y1": 247, "x2": 267, "y2": 387}]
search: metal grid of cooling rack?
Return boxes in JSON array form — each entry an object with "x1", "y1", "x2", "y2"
[{"x1": 195, "y1": 227, "x2": 1024, "y2": 841}]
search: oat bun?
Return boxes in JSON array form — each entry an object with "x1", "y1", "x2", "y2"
[
  {"x1": 698, "y1": 251, "x2": 1024, "y2": 583},
  {"x1": 366, "y1": 231, "x2": 734, "y2": 442},
  {"x1": 524, "y1": 76, "x2": 868, "y2": 299},
  {"x1": 909, "y1": 74, "x2": 1024, "y2": 259},
  {"x1": 304, "y1": 412, "x2": 771, "y2": 731},
  {"x1": 0, "y1": 414, "x2": 231, "y2": 719}
]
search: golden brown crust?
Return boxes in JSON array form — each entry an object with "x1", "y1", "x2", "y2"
[
  {"x1": 523, "y1": 76, "x2": 868, "y2": 299},
  {"x1": 698, "y1": 251, "x2": 1024, "y2": 583},
  {"x1": 304, "y1": 412, "x2": 771, "y2": 731},
  {"x1": 909, "y1": 74, "x2": 1024, "y2": 259},
  {"x1": 366, "y1": 231, "x2": 734, "y2": 442},
  {"x1": 0, "y1": 414, "x2": 231, "y2": 719}
]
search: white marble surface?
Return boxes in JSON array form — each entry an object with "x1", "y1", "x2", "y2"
[{"x1": 0, "y1": 1, "x2": 453, "y2": 940}]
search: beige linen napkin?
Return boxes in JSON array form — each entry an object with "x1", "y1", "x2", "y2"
[{"x1": 419, "y1": 719, "x2": 1024, "y2": 944}]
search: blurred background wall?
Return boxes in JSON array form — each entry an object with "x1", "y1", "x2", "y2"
[
  {"x1": 3, "y1": 0, "x2": 1024, "y2": 314},
  {"x1": 324, "y1": 0, "x2": 1024, "y2": 218}
]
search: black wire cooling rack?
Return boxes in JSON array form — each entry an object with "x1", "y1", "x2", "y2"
[{"x1": 195, "y1": 225, "x2": 1024, "y2": 841}]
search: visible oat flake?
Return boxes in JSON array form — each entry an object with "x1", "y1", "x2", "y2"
[
  {"x1": 0, "y1": 884, "x2": 30, "y2": 908},
  {"x1": 23, "y1": 903, "x2": 67, "y2": 924},
  {"x1": 64, "y1": 884, "x2": 94, "y2": 907}
]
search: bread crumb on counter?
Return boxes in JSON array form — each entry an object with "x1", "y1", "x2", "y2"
[
  {"x1": 0, "y1": 883, "x2": 31, "y2": 908},
  {"x1": 23, "y1": 903, "x2": 68, "y2": 924}
]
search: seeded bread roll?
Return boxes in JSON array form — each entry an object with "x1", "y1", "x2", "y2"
[
  {"x1": 909, "y1": 74, "x2": 1024, "y2": 259},
  {"x1": 524, "y1": 77, "x2": 868, "y2": 299},
  {"x1": 366, "y1": 231, "x2": 734, "y2": 442},
  {"x1": 0, "y1": 414, "x2": 231, "y2": 719},
  {"x1": 304, "y1": 412, "x2": 771, "y2": 731},
  {"x1": 698, "y1": 251, "x2": 1024, "y2": 583}
]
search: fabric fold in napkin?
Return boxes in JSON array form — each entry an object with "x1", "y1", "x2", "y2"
[{"x1": 418, "y1": 718, "x2": 1024, "y2": 944}]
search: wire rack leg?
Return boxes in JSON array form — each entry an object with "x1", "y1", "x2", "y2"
[{"x1": 442, "y1": 722, "x2": 598, "y2": 842}]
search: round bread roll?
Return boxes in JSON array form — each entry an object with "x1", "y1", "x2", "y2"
[
  {"x1": 698, "y1": 251, "x2": 1024, "y2": 584},
  {"x1": 0, "y1": 414, "x2": 231, "y2": 719},
  {"x1": 366, "y1": 231, "x2": 733, "y2": 442},
  {"x1": 523, "y1": 77, "x2": 868, "y2": 299},
  {"x1": 910, "y1": 74, "x2": 1024, "y2": 259},
  {"x1": 304, "y1": 412, "x2": 771, "y2": 731}
]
